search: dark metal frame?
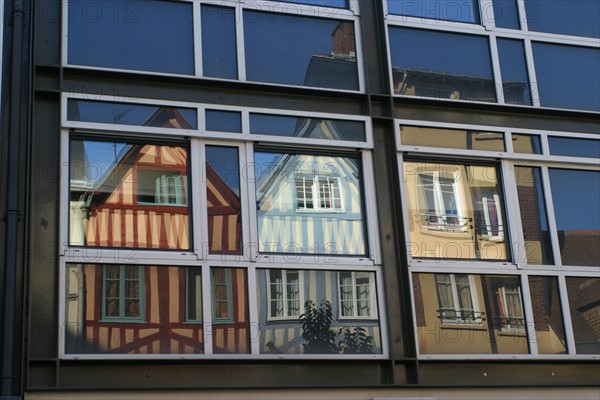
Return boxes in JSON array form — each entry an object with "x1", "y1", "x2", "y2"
[{"x1": 0, "y1": 0, "x2": 597, "y2": 397}]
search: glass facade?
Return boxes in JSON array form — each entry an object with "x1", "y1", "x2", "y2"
[{"x1": 14, "y1": 0, "x2": 600, "y2": 396}]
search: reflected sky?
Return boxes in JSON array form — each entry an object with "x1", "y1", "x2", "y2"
[
  {"x1": 533, "y1": 43, "x2": 600, "y2": 112},
  {"x1": 68, "y1": 100, "x2": 197, "y2": 129},
  {"x1": 492, "y1": 0, "x2": 520, "y2": 29},
  {"x1": 68, "y1": 0, "x2": 194, "y2": 74},
  {"x1": 389, "y1": 27, "x2": 493, "y2": 77},
  {"x1": 72, "y1": 140, "x2": 129, "y2": 186},
  {"x1": 548, "y1": 137, "x2": 600, "y2": 159},
  {"x1": 244, "y1": 11, "x2": 357, "y2": 89},
  {"x1": 206, "y1": 110, "x2": 242, "y2": 133},
  {"x1": 525, "y1": 0, "x2": 600, "y2": 38},
  {"x1": 202, "y1": 5, "x2": 237, "y2": 79},
  {"x1": 497, "y1": 39, "x2": 531, "y2": 105},
  {"x1": 549, "y1": 169, "x2": 600, "y2": 231},
  {"x1": 387, "y1": 0, "x2": 480, "y2": 23},
  {"x1": 250, "y1": 114, "x2": 366, "y2": 141},
  {"x1": 206, "y1": 146, "x2": 241, "y2": 195}
]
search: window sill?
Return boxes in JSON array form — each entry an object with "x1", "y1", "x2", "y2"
[
  {"x1": 99, "y1": 319, "x2": 146, "y2": 324},
  {"x1": 440, "y1": 323, "x2": 487, "y2": 330}
]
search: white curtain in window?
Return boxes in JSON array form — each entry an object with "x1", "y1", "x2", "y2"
[{"x1": 339, "y1": 272, "x2": 354, "y2": 316}]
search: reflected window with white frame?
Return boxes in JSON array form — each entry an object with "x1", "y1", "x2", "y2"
[
  {"x1": 296, "y1": 175, "x2": 344, "y2": 212},
  {"x1": 186, "y1": 267, "x2": 203, "y2": 323},
  {"x1": 138, "y1": 170, "x2": 187, "y2": 206},
  {"x1": 102, "y1": 265, "x2": 144, "y2": 322},
  {"x1": 496, "y1": 284, "x2": 525, "y2": 332},
  {"x1": 416, "y1": 171, "x2": 467, "y2": 232},
  {"x1": 480, "y1": 193, "x2": 504, "y2": 241},
  {"x1": 435, "y1": 274, "x2": 482, "y2": 325},
  {"x1": 339, "y1": 271, "x2": 375, "y2": 318},
  {"x1": 267, "y1": 270, "x2": 302, "y2": 320}
]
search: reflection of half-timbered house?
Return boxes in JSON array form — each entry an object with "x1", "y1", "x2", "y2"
[
  {"x1": 65, "y1": 264, "x2": 250, "y2": 355},
  {"x1": 256, "y1": 153, "x2": 365, "y2": 255},
  {"x1": 66, "y1": 108, "x2": 246, "y2": 354},
  {"x1": 74, "y1": 143, "x2": 190, "y2": 249},
  {"x1": 65, "y1": 264, "x2": 204, "y2": 354}
]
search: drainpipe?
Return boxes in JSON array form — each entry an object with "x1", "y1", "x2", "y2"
[{"x1": 2, "y1": 0, "x2": 29, "y2": 398}]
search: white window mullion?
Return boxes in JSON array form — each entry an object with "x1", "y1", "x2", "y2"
[
  {"x1": 238, "y1": 143, "x2": 251, "y2": 262},
  {"x1": 539, "y1": 166, "x2": 563, "y2": 267},
  {"x1": 192, "y1": 140, "x2": 207, "y2": 259},
  {"x1": 520, "y1": 274, "x2": 539, "y2": 354},
  {"x1": 489, "y1": 35, "x2": 505, "y2": 104},
  {"x1": 351, "y1": 272, "x2": 358, "y2": 317},
  {"x1": 523, "y1": 38, "x2": 541, "y2": 107},
  {"x1": 516, "y1": 0, "x2": 529, "y2": 31},
  {"x1": 235, "y1": 2, "x2": 247, "y2": 81},
  {"x1": 450, "y1": 275, "x2": 462, "y2": 321},
  {"x1": 193, "y1": 1, "x2": 203, "y2": 77},
  {"x1": 247, "y1": 265, "x2": 260, "y2": 355},
  {"x1": 245, "y1": 143, "x2": 260, "y2": 261},
  {"x1": 398, "y1": 154, "x2": 418, "y2": 262},
  {"x1": 202, "y1": 265, "x2": 214, "y2": 355},
  {"x1": 312, "y1": 175, "x2": 320, "y2": 210},
  {"x1": 557, "y1": 275, "x2": 577, "y2": 355},
  {"x1": 501, "y1": 161, "x2": 527, "y2": 267},
  {"x1": 479, "y1": 0, "x2": 496, "y2": 29},
  {"x1": 432, "y1": 172, "x2": 445, "y2": 221}
]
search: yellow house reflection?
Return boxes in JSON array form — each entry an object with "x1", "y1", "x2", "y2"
[
  {"x1": 413, "y1": 273, "x2": 528, "y2": 355},
  {"x1": 404, "y1": 161, "x2": 507, "y2": 260}
]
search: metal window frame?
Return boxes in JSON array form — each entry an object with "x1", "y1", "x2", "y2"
[
  {"x1": 399, "y1": 118, "x2": 599, "y2": 360},
  {"x1": 57, "y1": 93, "x2": 386, "y2": 360},
  {"x1": 383, "y1": 0, "x2": 600, "y2": 112},
  {"x1": 58, "y1": 260, "x2": 389, "y2": 360},
  {"x1": 61, "y1": 0, "x2": 366, "y2": 93}
]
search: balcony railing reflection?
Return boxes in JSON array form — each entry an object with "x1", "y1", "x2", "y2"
[
  {"x1": 438, "y1": 308, "x2": 485, "y2": 325},
  {"x1": 419, "y1": 212, "x2": 470, "y2": 233}
]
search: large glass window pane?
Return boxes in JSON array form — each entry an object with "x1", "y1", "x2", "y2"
[
  {"x1": 389, "y1": 27, "x2": 496, "y2": 102},
  {"x1": 492, "y1": 0, "x2": 520, "y2": 29},
  {"x1": 205, "y1": 110, "x2": 242, "y2": 133},
  {"x1": 211, "y1": 267, "x2": 250, "y2": 354},
  {"x1": 250, "y1": 114, "x2": 366, "y2": 142},
  {"x1": 525, "y1": 0, "x2": 600, "y2": 38},
  {"x1": 497, "y1": 39, "x2": 531, "y2": 105},
  {"x1": 256, "y1": 269, "x2": 382, "y2": 354},
  {"x1": 413, "y1": 273, "x2": 528, "y2": 354},
  {"x1": 254, "y1": 151, "x2": 366, "y2": 256},
  {"x1": 533, "y1": 43, "x2": 600, "y2": 112},
  {"x1": 512, "y1": 134, "x2": 542, "y2": 154},
  {"x1": 566, "y1": 277, "x2": 600, "y2": 354},
  {"x1": 515, "y1": 167, "x2": 554, "y2": 265},
  {"x1": 68, "y1": 0, "x2": 194, "y2": 75},
  {"x1": 205, "y1": 146, "x2": 242, "y2": 255},
  {"x1": 244, "y1": 11, "x2": 359, "y2": 90},
  {"x1": 548, "y1": 169, "x2": 600, "y2": 266},
  {"x1": 201, "y1": 5, "x2": 238, "y2": 79},
  {"x1": 400, "y1": 126, "x2": 505, "y2": 152},
  {"x1": 548, "y1": 137, "x2": 600, "y2": 159},
  {"x1": 387, "y1": 0, "x2": 481, "y2": 24},
  {"x1": 69, "y1": 139, "x2": 190, "y2": 249},
  {"x1": 403, "y1": 161, "x2": 508, "y2": 260},
  {"x1": 65, "y1": 264, "x2": 204, "y2": 354},
  {"x1": 67, "y1": 100, "x2": 198, "y2": 129},
  {"x1": 528, "y1": 276, "x2": 567, "y2": 354}
]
